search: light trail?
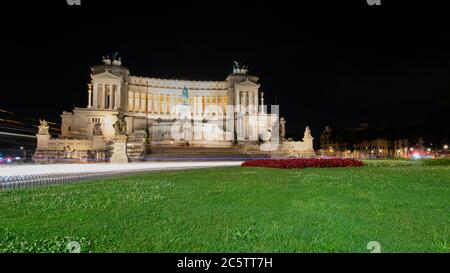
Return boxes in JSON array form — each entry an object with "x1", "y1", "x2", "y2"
[
  {"x1": 0, "y1": 131, "x2": 37, "y2": 138},
  {"x1": 0, "y1": 119, "x2": 24, "y2": 125},
  {"x1": 0, "y1": 109, "x2": 15, "y2": 115},
  {"x1": 0, "y1": 161, "x2": 243, "y2": 177},
  {"x1": 0, "y1": 126, "x2": 37, "y2": 134}
]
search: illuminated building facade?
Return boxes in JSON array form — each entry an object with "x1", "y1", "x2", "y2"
[{"x1": 34, "y1": 56, "x2": 314, "y2": 162}]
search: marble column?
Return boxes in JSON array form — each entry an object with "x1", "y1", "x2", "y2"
[
  {"x1": 92, "y1": 84, "x2": 98, "y2": 109},
  {"x1": 203, "y1": 96, "x2": 207, "y2": 115},
  {"x1": 129, "y1": 91, "x2": 134, "y2": 112},
  {"x1": 163, "y1": 94, "x2": 167, "y2": 115},
  {"x1": 235, "y1": 91, "x2": 240, "y2": 113},
  {"x1": 138, "y1": 92, "x2": 142, "y2": 113},
  {"x1": 215, "y1": 95, "x2": 219, "y2": 114},
  {"x1": 156, "y1": 94, "x2": 160, "y2": 114},
  {"x1": 149, "y1": 94, "x2": 153, "y2": 113},
  {"x1": 260, "y1": 92, "x2": 265, "y2": 114},
  {"x1": 209, "y1": 95, "x2": 213, "y2": 116},
  {"x1": 116, "y1": 85, "x2": 121, "y2": 110},
  {"x1": 199, "y1": 96, "x2": 203, "y2": 116},
  {"x1": 114, "y1": 86, "x2": 118, "y2": 110},
  {"x1": 99, "y1": 85, "x2": 105, "y2": 109},
  {"x1": 201, "y1": 96, "x2": 204, "y2": 115},
  {"x1": 221, "y1": 95, "x2": 225, "y2": 114},
  {"x1": 243, "y1": 92, "x2": 248, "y2": 113},
  {"x1": 88, "y1": 89, "x2": 92, "y2": 109},
  {"x1": 172, "y1": 95, "x2": 175, "y2": 113},
  {"x1": 254, "y1": 92, "x2": 258, "y2": 114},
  {"x1": 195, "y1": 97, "x2": 198, "y2": 115}
]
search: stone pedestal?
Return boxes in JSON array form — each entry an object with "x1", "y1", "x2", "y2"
[
  {"x1": 110, "y1": 135, "x2": 129, "y2": 164},
  {"x1": 92, "y1": 135, "x2": 106, "y2": 150},
  {"x1": 36, "y1": 134, "x2": 51, "y2": 150}
]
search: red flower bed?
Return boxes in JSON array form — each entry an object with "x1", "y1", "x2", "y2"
[{"x1": 241, "y1": 158, "x2": 364, "y2": 169}]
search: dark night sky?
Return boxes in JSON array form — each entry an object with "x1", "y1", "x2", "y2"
[{"x1": 1, "y1": 1, "x2": 450, "y2": 141}]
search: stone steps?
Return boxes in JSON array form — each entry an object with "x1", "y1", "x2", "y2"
[
  {"x1": 106, "y1": 139, "x2": 271, "y2": 161},
  {"x1": 146, "y1": 146, "x2": 268, "y2": 159}
]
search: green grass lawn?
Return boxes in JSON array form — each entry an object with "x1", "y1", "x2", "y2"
[{"x1": 0, "y1": 163, "x2": 449, "y2": 253}]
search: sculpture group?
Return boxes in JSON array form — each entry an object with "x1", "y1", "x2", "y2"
[
  {"x1": 113, "y1": 109, "x2": 128, "y2": 136},
  {"x1": 233, "y1": 61, "x2": 248, "y2": 74}
]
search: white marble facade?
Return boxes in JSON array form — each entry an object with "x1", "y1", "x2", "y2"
[
  {"x1": 35, "y1": 57, "x2": 314, "y2": 162},
  {"x1": 61, "y1": 58, "x2": 277, "y2": 144}
]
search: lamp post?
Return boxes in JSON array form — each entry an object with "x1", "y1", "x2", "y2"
[{"x1": 20, "y1": 146, "x2": 25, "y2": 163}]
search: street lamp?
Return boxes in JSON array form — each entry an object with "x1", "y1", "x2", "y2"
[
  {"x1": 444, "y1": 145, "x2": 449, "y2": 150},
  {"x1": 19, "y1": 146, "x2": 26, "y2": 163}
]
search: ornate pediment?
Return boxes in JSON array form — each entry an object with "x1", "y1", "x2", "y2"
[
  {"x1": 92, "y1": 71, "x2": 122, "y2": 80},
  {"x1": 235, "y1": 78, "x2": 260, "y2": 88}
]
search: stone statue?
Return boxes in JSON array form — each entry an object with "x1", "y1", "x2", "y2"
[
  {"x1": 260, "y1": 129, "x2": 272, "y2": 143},
  {"x1": 105, "y1": 55, "x2": 112, "y2": 65},
  {"x1": 280, "y1": 118, "x2": 286, "y2": 141},
  {"x1": 93, "y1": 122, "x2": 103, "y2": 135},
  {"x1": 113, "y1": 109, "x2": 128, "y2": 136},
  {"x1": 304, "y1": 126, "x2": 312, "y2": 139},
  {"x1": 303, "y1": 126, "x2": 314, "y2": 151},
  {"x1": 233, "y1": 61, "x2": 239, "y2": 73},
  {"x1": 109, "y1": 52, "x2": 122, "y2": 66},
  {"x1": 182, "y1": 86, "x2": 189, "y2": 105},
  {"x1": 38, "y1": 119, "x2": 49, "y2": 135}
]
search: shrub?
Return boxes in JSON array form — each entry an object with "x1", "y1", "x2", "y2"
[{"x1": 241, "y1": 158, "x2": 364, "y2": 169}]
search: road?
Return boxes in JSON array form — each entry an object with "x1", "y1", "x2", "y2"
[{"x1": 0, "y1": 161, "x2": 243, "y2": 177}]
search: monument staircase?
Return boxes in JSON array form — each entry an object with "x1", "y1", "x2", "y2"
[{"x1": 105, "y1": 136, "x2": 272, "y2": 161}]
